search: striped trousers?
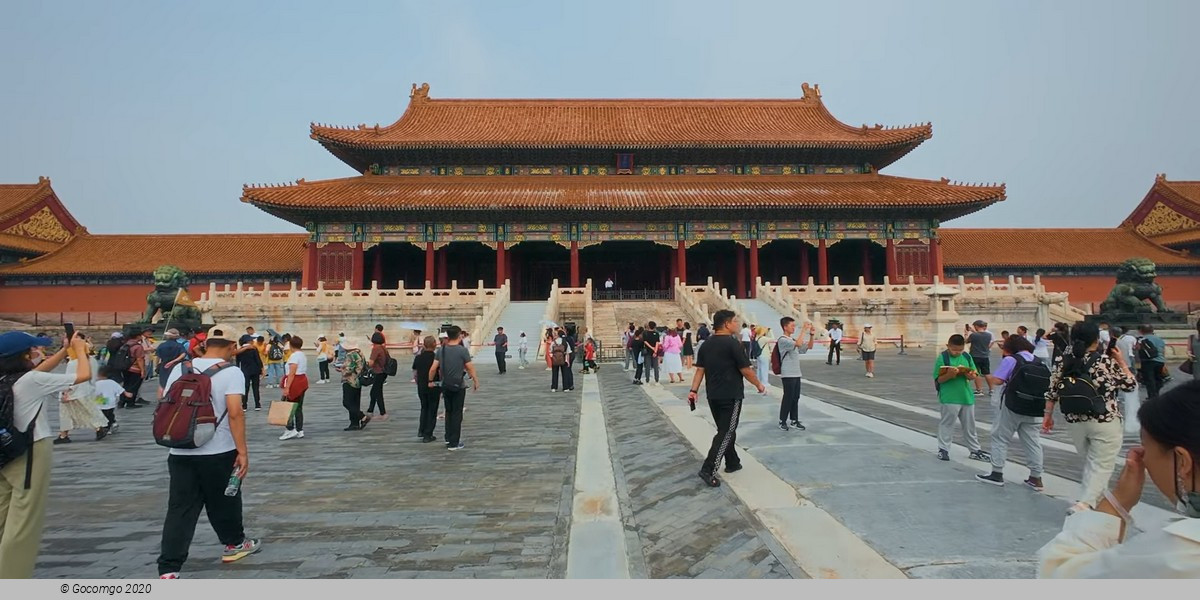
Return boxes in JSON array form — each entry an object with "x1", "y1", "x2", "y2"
[{"x1": 702, "y1": 398, "x2": 743, "y2": 474}]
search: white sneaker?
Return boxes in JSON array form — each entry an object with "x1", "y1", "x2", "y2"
[
  {"x1": 279, "y1": 430, "x2": 299, "y2": 440},
  {"x1": 865, "y1": 372, "x2": 874, "y2": 378},
  {"x1": 297, "y1": 431, "x2": 305, "y2": 439}
]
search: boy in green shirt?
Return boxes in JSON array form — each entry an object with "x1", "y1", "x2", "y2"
[{"x1": 934, "y1": 334, "x2": 991, "y2": 463}]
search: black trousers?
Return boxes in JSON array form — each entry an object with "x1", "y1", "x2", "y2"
[
  {"x1": 702, "y1": 398, "x2": 743, "y2": 474},
  {"x1": 342, "y1": 382, "x2": 364, "y2": 427},
  {"x1": 827, "y1": 341, "x2": 842, "y2": 364},
  {"x1": 157, "y1": 450, "x2": 245, "y2": 575},
  {"x1": 551, "y1": 364, "x2": 570, "y2": 390},
  {"x1": 779, "y1": 377, "x2": 802, "y2": 423},
  {"x1": 1141, "y1": 360, "x2": 1165, "y2": 400},
  {"x1": 442, "y1": 388, "x2": 466, "y2": 446},
  {"x1": 242, "y1": 371, "x2": 261, "y2": 409},
  {"x1": 101, "y1": 408, "x2": 116, "y2": 427},
  {"x1": 368, "y1": 373, "x2": 388, "y2": 414},
  {"x1": 286, "y1": 394, "x2": 304, "y2": 431},
  {"x1": 418, "y1": 385, "x2": 441, "y2": 438},
  {"x1": 496, "y1": 351, "x2": 507, "y2": 374},
  {"x1": 318, "y1": 360, "x2": 331, "y2": 381},
  {"x1": 634, "y1": 358, "x2": 644, "y2": 381},
  {"x1": 121, "y1": 371, "x2": 143, "y2": 406}
]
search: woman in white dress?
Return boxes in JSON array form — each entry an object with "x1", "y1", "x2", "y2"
[
  {"x1": 53, "y1": 354, "x2": 108, "y2": 444},
  {"x1": 661, "y1": 329, "x2": 684, "y2": 383}
]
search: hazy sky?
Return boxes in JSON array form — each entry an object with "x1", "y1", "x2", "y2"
[{"x1": 2, "y1": 1, "x2": 1197, "y2": 234}]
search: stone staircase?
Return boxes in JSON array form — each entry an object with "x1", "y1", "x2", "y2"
[
  {"x1": 592, "y1": 300, "x2": 692, "y2": 359},
  {"x1": 473, "y1": 300, "x2": 548, "y2": 365}
]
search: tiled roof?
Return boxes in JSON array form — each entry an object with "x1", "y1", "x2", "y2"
[
  {"x1": 0, "y1": 234, "x2": 307, "y2": 277},
  {"x1": 940, "y1": 228, "x2": 1200, "y2": 268},
  {"x1": 1147, "y1": 228, "x2": 1200, "y2": 247},
  {"x1": 310, "y1": 84, "x2": 932, "y2": 150},
  {"x1": 0, "y1": 177, "x2": 54, "y2": 223},
  {"x1": 0, "y1": 232, "x2": 62, "y2": 255},
  {"x1": 243, "y1": 174, "x2": 1003, "y2": 215},
  {"x1": 1157, "y1": 177, "x2": 1200, "y2": 211}
]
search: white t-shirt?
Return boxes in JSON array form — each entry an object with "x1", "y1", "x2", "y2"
[
  {"x1": 286, "y1": 351, "x2": 308, "y2": 376},
  {"x1": 94, "y1": 378, "x2": 124, "y2": 410},
  {"x1": 740, "y1": 328, "x2": 752, "y2": 342},
  {"x1": 830, "y1": 328, "x2": 844, "y2": 342},
  {"x1": 12, "y1": 370, "x2": 79, "y2": 442},
  {"x1": 163, "y1": 359, "x2": 245, "y2": 456}
]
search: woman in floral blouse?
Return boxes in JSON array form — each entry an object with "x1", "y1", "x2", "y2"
[
  {"x1": 1044, "y1": 321, "x2": 1136, "y2": 514},
  {"x1": 337, "y1": 341, "x2": 371, "y2": 431}
]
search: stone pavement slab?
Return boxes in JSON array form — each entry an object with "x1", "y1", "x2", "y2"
[
  {"x1": 793, "y1": 349, "x2": 1174, "y2": 509},
  {"x1": 596, "y1": 369, "x2": 802, "y2": 579},
  {"x1": 650, "y1": 373, "x2": 1069, "y2": 578},
  {"x1": 36, "y1": 358, "x2": 578, "y2": 578}
]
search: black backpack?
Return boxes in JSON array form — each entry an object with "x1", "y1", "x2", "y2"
[
  {"x1": 0, "y1": 373, "x2": 39, "y2": 489},
  {"x1": 1003, "y1": 354, "x2": 1052, "y2": 416},
  {"x1": 108, "y1": 343, "x2": 134, "y2": 371},
  {"x1": 1054, "y1": 353, "x2": 1108, "y2": 417},
  {"x1": 385, "y1": 356, "x2": 398, "y2": 377},
  {"x1": 268, "y1": 344, "x2": 285, "y2": 361},
  {"x1": 1137, "y1": 338, "x2": 1159, "y2": 361}
]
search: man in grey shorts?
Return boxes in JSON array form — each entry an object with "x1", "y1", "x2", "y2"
[{"x1": 966, "y1": 320, "x2": 993, "y2": 397}]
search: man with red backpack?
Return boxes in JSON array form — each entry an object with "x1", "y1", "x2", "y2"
[
  {"x1": 155, "y1": 324, "x2": 260, "y2": 579},
  {"x1": 773, "y1": 317, "x2": 815, "y2": 431}
]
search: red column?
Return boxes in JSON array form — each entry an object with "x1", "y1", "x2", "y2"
[
  {"x1": 885, "y1": 239, "x2": 898, "y2": 282},
  {"x1": 929, "y1": 236, "x2": 944, "y2": 282},
  {"x1": 735, "y1": 244, "x2": 746, "y2": 298},
  {"x1": 799, "y1": 243, "x2": 810, "y2": 283},
  {"x1": 817, "y1": 239, "x2": 829, "y2": 285},
  {"x1": 371, "y1": 246, "x2": 384, "y2": 286},
  {"x1": 424, "y1": 242, "x2": 435, "y2": 285},
  {"x1": 569, "y1": 241, "x2": 580, "y2": 287},
  {"x1": 749, "y1": 240, "x2": 760, "y2": 298},
  {"x1": 860, "y1": 242, "x2": 872, "y2": 284},
  {"x1": 437, "y1": 247, "x2": 448, "y2": 288},
  {"x1": 350, "y1": 243, "x2": 365, "y2": 289},
  {"x1": 677, "y1": 241, "x2": 687, "y2": 285},
  {"x1": 303, "y1": 242, "x2": 318, "y2": 289},
  {"x1": 495, "y1": 242, "x2": 506, "y2": 287}
]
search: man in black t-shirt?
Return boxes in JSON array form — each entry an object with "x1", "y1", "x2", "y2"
[
  {"x1": 412, "y1": 336, "x2": 439, "y2": 442},
  {"x1": 688, "y1": 309, "x2": 766, "y2": 488},
  {"x1": 642, "y1": 321, "x2": 661, "y2": 384},
  {"x1": 494, "y1": 327, "x2": 509, "y2": 375}
]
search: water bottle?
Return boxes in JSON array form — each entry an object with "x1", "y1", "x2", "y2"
[{"x1": 224, "y1": 471, "x2": 242, "y2": 497}]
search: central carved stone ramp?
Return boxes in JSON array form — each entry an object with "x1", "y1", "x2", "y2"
[{"x1": 593, "y1": 300, "x2": 689, "y2": 358}]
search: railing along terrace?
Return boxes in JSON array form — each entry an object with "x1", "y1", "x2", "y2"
[
  {"x1": 760, "y1": 274, "x2": 1050, "y2": 305},
  {"x1": 198, "y1": 279, "x2": 507, "y2": 307},
  {"x1": 592, "y1": 288, "x2": 675, "y2": 301}
]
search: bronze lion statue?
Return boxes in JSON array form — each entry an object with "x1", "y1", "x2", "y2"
[
  {"x1": 140, "y1": 265, "x2": 202, "y2": 324},
  {"x1": 1099, "y1": 258, "x2": 1171, "y2": 314}
]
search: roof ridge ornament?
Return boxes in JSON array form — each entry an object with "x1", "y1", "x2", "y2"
[
  {"x1": 1157, "y1": 173, "x2": 1167, "y2": 182},
  {"x1": 410, "y1": 82, "x2": 431, "y2": 102},
  {"x1": 801, "y1": 82, "x2": 821, "y2": 101}
]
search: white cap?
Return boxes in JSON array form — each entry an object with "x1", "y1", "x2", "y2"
[
  {"x1": 863, "y1": 323, "x2": 873, "y2": 329},
  {"x1": 438, "y1": 331, "x2": 449, "y2": 339}
]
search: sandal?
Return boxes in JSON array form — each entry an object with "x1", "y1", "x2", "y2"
[{"x1": 698, "y1": 470, "x2": 720, "y2": 487}]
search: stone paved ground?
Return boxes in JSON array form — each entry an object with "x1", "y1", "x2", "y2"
[
  {"x1": 36, "y1": 360, "x2": 578, "y2": 578},
  {"x1": 792, "y1": 348, "x2": 1177, "y2": 509},
  {"x1": 597, "y1": 368, "x2": 802, "y2": 579}
]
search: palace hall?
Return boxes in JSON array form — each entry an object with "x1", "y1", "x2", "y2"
[{"x1": 2, "y1": 83, "x2": 1199, "y2": 314}]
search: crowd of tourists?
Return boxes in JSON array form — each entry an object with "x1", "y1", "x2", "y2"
[{"x1": 1, "y1": 308, "x2": 1197, "y2": 578}]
